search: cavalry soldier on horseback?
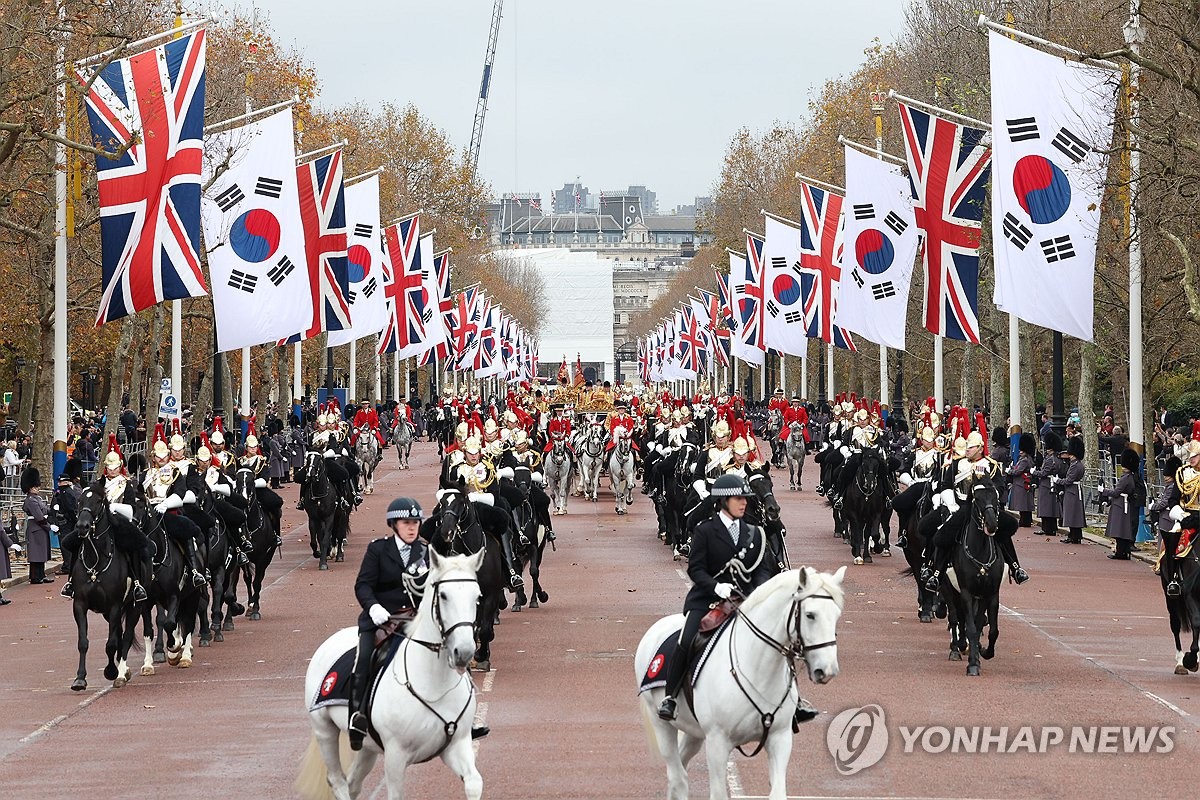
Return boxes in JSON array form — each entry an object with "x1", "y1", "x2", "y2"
[
  {"x1": 702, "y1": 420, "x2": 734, "y2": 480},
  {"x1": 922, "y1": 429, "x2": 1029, "y2": 591},
  {"x1": 194, "y1": 435, "x2": 252, "y2": 565},
  {"x1": 892, "y1": 424, "x2": 941, "y2": 547},
  {"x1": 208, "y1": 416, "x2": 233, "y2": 471},
  {"x1": 168, "y1": 421, "x2": 220, "y2": 567},
  {"x1": 502, "y1": 430, "x2": 555, "y2": 542},
  {"x1": 543, "y1": 405, "x2": 574, "y2": 455},
  {"x1": 240, "y1": 422, "x2": 285, "y2": 547},
  {"x1": 144, "y1": 425, "x2": 207, "y2": 588},
  {"x1": 311, "y1": 412, "x2": 362, "y2": 510},
  {"x1": 351, "y1": 398, "x2": 387, "y2": 450},
  {"x1": 60, "y1": 435, "x2": 151, "y2": 603},
  {"x1": 444, "y1": 436, "x2": 525, "y2": 590},
  {"x1": 1164, "y1": 432, "x2": 1200, "y2": 586}
]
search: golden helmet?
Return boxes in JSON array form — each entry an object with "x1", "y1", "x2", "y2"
[
  {"x1": 841, "y1": 401, "x2": 854, "y2": 415},
  {"x1": 168, "y1": 433, "x2": 187, "y2": 453},
  {"x1": 853, "y1": 409, "x2": 869, "y2": 425},
  {"x1": 679, "y1": 405, "x2": 692, "y2": 420},
  {"x1": 463, "y1": 436, "x2": 482, "y2": 455},
  {"x1": 210, "y1": 429, "x2": 225, "y2": 445},
  {"x1": 503, "y1": 410, "x2": 519, "y2": 425},
  {"x1": 152, "y1": 439, "x2": 170, "y2": 460},
  {"x1": 712, "y1": 420, "x2": 732, "y2": 440},
  {"x1": 455, "y1": 421, "x2": 469, "y2": 441},
  {"x1": 103, "y1": 450, "x2": 123, "y2": 471},
  {"x1": 1184, "y1": 439, "x2": 1200, "y2": 460},
  {"x1": 245, "y1": 435, "x2": 259, "y2": 449},
  {"x1": 965, "y1": 430, "x2": 985, "y2": 450},
  {"x1": 928, "y1": 411, "x2": 942, "y2": 430},
  {"x1": 951, "y1": 436, "x2": 968, "y2": 458},
  {"x1": 195, "y1": 445, "x2": 212, "y2": 462},
  {"x1": 513, "y1": 430, "x2": 529, "y2": 447},
  {"x1": 732, "y1": 436, "x2": 751, "y2": 455},
  {"x1": 484, "y1": 418, "x2": 499, "y2": 434},
  {"x1": 919, "y1": 426, "x2": 937, "y2": 445},
  {"x1": 316, "y1": 413, "x2": 329, "y2": 426}
]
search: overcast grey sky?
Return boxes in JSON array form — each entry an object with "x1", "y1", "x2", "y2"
[{"x1": 226, "y1": 1, "x2": 911, "y2": 211}]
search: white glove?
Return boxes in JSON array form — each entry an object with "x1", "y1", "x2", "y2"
[
  {"x1": 254, "y1": 478, "x2": 267, "y2": 489},
  {"x1": 368, "y1": 603, "x2": 390, "y2": 626},
  {"x1": 497, "y1": 467, "x2": 515, "y2": 480},
  {"x1": 323, "y1": 449, "x2": 336, "y2": 458},
  {"x1": 692, "y1": 479, "x2": 710, "y2": 499},
  {"x1": 1050, "y1": 476, "x2": 1059, "y2": 487},
  {"x1": 110, "y1": 502, "x2": 134, "y2": 521},
  {"x1": 898, "y1": 473, "x2": 913, "y2": 486},
  {"x1": 183, "y1": 490, "x2": 197, "y2": 504},
  {"x1": 531, "y1": 472, "x2": 544, "y2": 485},
  {"x1": 838, "y1": 446, "x2": 851, "y2": 458},
  {"x1": 9, "y1": 543, "x2": 22, "y2": 553},
  {"x1": 937, "y1": 489, "x2": 958, "y2": 514},
  {"x1": 156, "y1": 494, "x2": 183, "y2": 513},
  {"x1": 50, "y1": 524, "x2": 59, "y2": 533},
  {"x1": 1170, "y1": 505, "x2": 1187, "y2": 522},
  {"x1": 213, "y1": 483, "x2": 231, "y2": 497},
  {"x1": 468, "y1": 492, "x2": 494, "y2": 506},
  {"x1": 714, "y1": 582, "x2": 734, "y2": 600}
]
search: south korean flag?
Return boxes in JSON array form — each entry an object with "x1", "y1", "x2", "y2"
[
  {"x1": 202, "y1": 108, "x2": 312, "y2": 352},
  {"x1": 328, "y1": 174, "x2": 389, "y2": 346},
  {"x1": 988, "y1": 30, "x2": 1120, "y2": 342},
  {"x1": 835, "y1": 146, "x2": 919, "y2": 350}
]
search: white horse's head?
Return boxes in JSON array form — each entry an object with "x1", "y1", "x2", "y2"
[
  {"x1": 793, "y1": 565, "x2": 846, "y2": 684},
  {"x1": 425, "y1": 549, "x2": 484, "y2": 672}
]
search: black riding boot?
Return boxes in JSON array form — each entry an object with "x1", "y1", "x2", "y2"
[
  {"x1": 923, "y1": 547, "x2": 945, "y2": 592},
  {"x1": 1164, "y1": 532, "x2": 1182, "y2": 596},
  {"x1": 348, "y1": 630, "x2": 374, "y2": 751},
  {"x1": 997, "y1": 536, "x2": 1030, "y2": 583},
  {"x1": 125, "y1": 552, "x2": 149, "y2": 602},
  {"x1": 184, "y1": 537, "x2": 207, "y2": 586},
  {"x1": 500, "y1": 529, "x2": 524, "y2": 590}
]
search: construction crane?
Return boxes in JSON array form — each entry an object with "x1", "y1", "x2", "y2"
[{"x1": 468, "y1": 0, "x2": 504, "y2": 180}]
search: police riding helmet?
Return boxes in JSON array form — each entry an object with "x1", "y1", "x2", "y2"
[
  {"x1": 386, "y1": 496, "x2": 423, "y2": 523},
  {"x1": 710, "y1": 473, "x2": 754, "y2": 499}
]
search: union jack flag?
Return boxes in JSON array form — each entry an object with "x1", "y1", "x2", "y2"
[
  {"x1": 798, "y1": 183, "x2": 856, "y2": 351},
  {"x1": 474, "y1": 297, "x2": 498, "y2": 373},
  {"x1": 740, "y1": 231, "x2": 766, "y2": 351},
  {"x1": 378, "y1": 213, "x2": 423, "y2": 355},
  {"x1": 677, "y1": 306, "x2": 707, "y2": 375},
  {"x1": 897, "y1": 103, "x2": 991, "y2": 343},
  {"x1": 638, "y1": 338, "x2": 650, "y2": 383},
  {"x1": 450, "y1": 286, "x2": 481, "y2": 370},
  {"x1": 77, "y1": 29, "x2": 209, "y2": 326},
  {"x1": 697, "y1": 288, "x2": 728, "y2": 367},
  {"x1": 289, "y1": 150, "x2": 350, "y2": 343},
  {"x1": 418, "y1": 248, "x2": 453, "y2": 366}
]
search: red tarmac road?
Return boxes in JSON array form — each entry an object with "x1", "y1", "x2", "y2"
[{"x1": 0, "y1": 442, "x2": 1194, "y2": 799}]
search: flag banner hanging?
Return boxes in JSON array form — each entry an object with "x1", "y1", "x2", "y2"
[
  {"x1": 761, "y1": 215, "x2": 810, "y2": 357},
  {"x1": 836, "y1": 146, "x2": 919, "y2": 350},
  {"x1": 414, "y1": 233, "x2": 447, "y2": 358},
  {"x1": 447, "y1": 286, "x2": 481, "y2": 371},
  {"x1": 378, "y1": 213, "x2": 425, "y2": 356},
  {"x1": 697, "y1": 287, "x2": 730, "y2": 368},
  {"x1": 418, "y1": 249, "x2": 454, "y2": 366},
  {"x1": 329, "y1": 174, "x2": 388, "y2": 346},
  {"x1": 287, "y1": 149, "x2": 350, "y2": 343},
  {"x1": 688, "y1": 297, "x2": 714, "y2": 375},
  {"x1": 202, "y1": 109, "x2": 310, "y2": 353},
  {"x1": 728, "y1": 251, "x2": 765, "y2": 367},
  {"x1": 798, "y1": 182, "x2": 857, "y2": 351},
  {"x1": 897, "y1": 102, "x2": 990, "y2": 343},
  {"x1": 988, "y1": 30, "x2": 1120, "y2": 341},
  {"x1": 78, "y1": 28, "x2": 209, "y2": 326}
]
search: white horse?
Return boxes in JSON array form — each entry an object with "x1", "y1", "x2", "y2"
[
  {"x1": 543, "y1": 438, "x2": 574, "y2": 515},
  {"x1": 576, "y1": 424, "x2": 606, "y2": 503},
  {"x1": 296, "y1": 550, "x2": 485, "y2": 800},
  {"x1": 607, "y1": 429, "x2": 636, "y2": 515},
  {"x1": 784, "y1": 421, "x2": 807, "y2": 491},
  {"x1": 392, "y1": 417, "x2": 414, "y2": 470},
  {"x1": 354, "y1": 426, "x2": 381, "y2": 493},
  {"x1": 635, "y1": 566, "x2": 847, "y2": 800}
]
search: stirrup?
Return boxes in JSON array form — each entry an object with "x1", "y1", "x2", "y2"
[
  {"x1": 1168, "y1": 580, "x2": 1182, "y2": 597},
  {"x1": 546, "y1": 528, "x2": 556, "y2": 542},
  {"x1": 1011, "y1": 564, "x2": 1029, "y2": 584},
  {"x1": 191, "y1": 570, "x2": 207, "y2": 587},
  {"x1": 924, "y1": 571, "x2": 940, "y2": 592},
  {"x1": 896, "y1": 534, "x2": 908, "y2": 549},
  {"x1": 236, "y1": 549, "x2": 249, "y2": 566},
  {"x1": 509, "y1": 571, "x2": 524, "y2": 589},
  {"x1": 132, "y1": 581, "x2": 148, "y2": 602},
  {"x1": 60, "y1": 580, "x2": 74, "y2": 599}
]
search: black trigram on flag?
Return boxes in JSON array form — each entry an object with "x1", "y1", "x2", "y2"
[
  {"x1": 1040, "y1": 235, "x2": 1075, "y2": 262},
  {"x1": 214, "y1": 184, "x2": 245, "y2": 212},
  {"x1": 346, "y1": 290, "x2": 357, "y2": 305},
  {"x1": 421, "y1": 308, "x2": 434, "y2": 324},
  {"x1": 228, "y1": 269, "x2": 257, "y2": 293},
  {"x1": 1006, "y1": 117, "x2": 1039, "y2": 142},
  {"x1": 871, "y1": 281, "x2": 896, "y2": 300},
  {"x1": 852, "y1": 203, "x2": 875, "y2": 220},
  {"x1": 884, "y1": 211, "x2": 908, "y2": 236},
  {"x1": 766, "y1": 300, "x2": 780, "y2": 318},
  {"x1": 353, "y1": 223, "x2": 374, "y2": 238},
  {"x1": 851, "y1": 269, "x2": 865, "y2": 288},
  {"x1": 1051, "y1": 127, "x2": 1088, "y2": 163},
  {"x1": 791, "y1": 261, "x2": 804, "y2": 276},
  {"x1": 362, "y1": 278, "x2": 377, "y2": 297},
  {"x1": 254, "y1": 177, "x2": 283, "y2": 198},
  {"x1": 770, "y1": 256, "x2": 787, "y2": 271},
  {"x1": 1002, "y1": 213, "x2": 1032, "y2": 250},
  {"x1": 784, "y1": 311, "x2": 803, "y2": 324},
  {"x1": 268, "y1": 255, "x2": 296, "y2": 286}
]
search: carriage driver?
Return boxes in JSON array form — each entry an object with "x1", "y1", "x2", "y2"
[{"x1": 658, "y1": 473, "x2": 778, "y2": 722}]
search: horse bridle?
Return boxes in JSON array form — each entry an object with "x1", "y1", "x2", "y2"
[
  {"x1": 962, "y1": 483, "x2": 1000, "y2": 572},
  {"x1": 725, "y1": 590, "x2": 839, "y2": 757},
  {"x1": 76, "y1": 502, "x2": 116, "y2": 583},
  {"x1": 438, "y1": 491, "x2": 482, "y2": 554}
]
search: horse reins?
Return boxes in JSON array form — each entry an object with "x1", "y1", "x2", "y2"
[{"x1": 725, "y1": 591, "x2": 839, "y2": 758}]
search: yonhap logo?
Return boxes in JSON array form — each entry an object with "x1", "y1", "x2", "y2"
[{"x1": 827, "y1": 705, "x2": 889, "y2": 775}]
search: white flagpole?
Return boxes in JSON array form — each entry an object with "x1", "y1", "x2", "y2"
[
  {"x1": 801, "y1": 349, "x2": 808, "y2": 400},
  {"x1": 349, "y1": 339, "x2": 357, "y2": 400},
  {"x1": 934, "y1": 335, "x2": 945, "y2": 411},
  {"x1": 392, "y1": 351, "x2": 400, "y2": 401},
  {"x1": 374, "y1": 350, "x2": 381, "y2": 402},
  {"x1": 53, "y1": 4, "x2": 67, "y2": 475},
  {"x1": 870, "y1": 96, "x2": 890, "y2": 411},
  {"x1": 241, "y1": 348, "x2": 251, "y2": 422},
  {"x1": 780, "y1": 353, "x2": 787, "y2": 397},
  {"x1": 733, "y1": 358, "x2": 739, "y2": 397},
  {"x1": 1009, "y1": 315, "x2": 1020, "y2": 429},
  {"x1": 757, "y1": 361, "x2": 765, "y2": 401},
  {"x1": 1126, "y1": 0, "x2": 1145, "y2": 450},
  {"x1": 827, "y1": 344, "x2": 835, "y2": 399},
  {"x1": 292, "y1": 342, "x2": 302, "y2": 404}
]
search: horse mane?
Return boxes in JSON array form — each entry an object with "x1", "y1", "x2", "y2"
[{"x1": 741, "y1": 567, "x2": 845, "y2": 613}]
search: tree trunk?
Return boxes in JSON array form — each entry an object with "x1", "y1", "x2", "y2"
[
  {"x1": 1078, "y1": 340, "x2": 1099, "y2": 480},
  {"x1": 102, "y1": 316, "x2": 138, "y2": 440},
  {"x1": 143, "y1": 303, "x2": 165, "y2": 423},
  {"x1": 988, "y1": 338, "x2": 1004, "y2": 420},
  {"x1": 219, "y1": 352, "x2": 235, "y2": 428},
  {"x1": 277, "y1": 343, "x2": 292, "y2": 413},
  {"x1": 1018, "y1": 320, "x2": 1035, "y2": 433},
  {"x1": 959, "y1": 344, "x2": 975, "y2": 409},
  {"x1": 260, "y1": 345, "x2": 276, "y2": 409}
]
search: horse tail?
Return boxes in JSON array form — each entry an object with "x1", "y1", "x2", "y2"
[
  {"x1": 639, "y1": 700, "x2": 665, "y2": 757},
  {"x1": 898, "y1": 566, "x2": 915, "y2": 578},
  {"x1": 293, "y1": 733, "x2": 337, "y2": 800}
]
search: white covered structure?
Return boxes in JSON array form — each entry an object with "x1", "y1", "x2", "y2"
[{"x1": 493, "y1": 248, "x2": 615, "y2": 383}]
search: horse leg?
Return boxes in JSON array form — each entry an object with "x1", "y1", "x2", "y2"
[
  {"x1": 981, "y1": 593, "x2": 1000, "y2": 660},
  {"x1": 764, "y1": 726, "x2": 794, "y2": 800},
  {"x1": 702, "y1": 733, "x2": 734, "y2": 800},
  {"x1": 318, "y1": 516, "x2": 331, "y2": 571},
  {"x1": 103, "y1": 606, "x2": 122, "y2": 683},
  {"x1": 311, "y1": 711, "x2": 353, "y2": 800},
  {"x1": 646, "y1": 706, "x2": 690, "y2": 800},
  {"x1": 381, "y1": 743, "x2": 412, "y2": 800},
  {"x1": 249, "y1": 562, "x2": 266, "y2": 621},
  {"x1": 72, "y1": 600, "x2": 89, "y2": 691},
  {"x1": 140, "y1": 605, "x2": 157, "y2": 677},
  {"x1": 154, "y1": 604, "x2": 168, "y2": 663},
  {"x1": 441, "y1": 737, "x2": 484, "y2": 800},
  {"x1": 963, "y1": 594, "x2": 982, "y2": 676}
]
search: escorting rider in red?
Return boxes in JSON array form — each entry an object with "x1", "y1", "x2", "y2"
[
  {"x1": 768, "y1": 388, "x2": 788, "y2": 417},
  {"x1": 350, "y1": 399, "x2": 387, "y2": 449},
  {"x1": 605, "y1": 402, "x2": 639, "y2": 453},
  {"x1": 780, "y1": 394, "x2": 810, "y2": 445},
  {"x1": 544, "y1": 406, "x2": 574, "y2": 454}
]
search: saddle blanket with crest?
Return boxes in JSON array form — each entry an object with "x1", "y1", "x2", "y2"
[
  {"x1": 308, "y1": 635, "x2": 404, "y2": 712},
  {"x1": 638, "y1": 616, "x2": 734, "y2": 695}
]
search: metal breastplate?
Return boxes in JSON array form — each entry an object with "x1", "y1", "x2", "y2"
[
  {"x1": 146, "y1": 465, "x2": 175, "y2": 501},
  {"x1": 912, "y1": 448, "x2": 938, "y2": 478},
  {"x1": 1179, "y1": 467, "x2": 1200, "y2": 511},
  {"x1": 104, "y1": 475, "x2": 127, "y2": 504},
  {"x1": 706, "y1": 447, "x2": 732, "y2": 477},
  {"x1": 457, "y1": 461, "x2": 494, "y2": 492}
]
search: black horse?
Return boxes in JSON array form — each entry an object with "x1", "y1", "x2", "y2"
[
  {"x1": 68, "y1": 487, "x2": 143, "y2": 691},
  {"x1": 509, "y1": 464, "x2": 550, "y2": 613},
  {"x1": 299, "y1": 451, "x2": 347, "y2": 570},
  {"x1": 897, "y1": 486, "x2": 942, "y2": 623},
  {"x1": 841, "y1": 449, "x2": 889, "y2": 564},
  {"x1": 141, "y1": 506, "x2": 201, "y2": 670},
  {"x1": 1164, "y1": 540, "x2": 1200, "y2": 674},
  {"x1": 425, "y1": 486, "x2": 506, "y2": 671},
  {"x1": 662, "y1": 442, "x2": 702, "y2": 558},
  {"x1": 940, "y1": 478, "x2": 1005, "y2": 676},
  {"x1": 233, "y1": 466, "x2": 282, "y2": 621}
]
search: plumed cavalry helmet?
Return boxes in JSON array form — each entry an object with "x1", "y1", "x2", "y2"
[
  {"x1": 965, "y1": 430, "x2": 985, "y2": 451},
  {"x1": 386, "y1": 496, "x2": 423, "y2": 522},
  {"x1": 712, "y1": 419, "x2": 731, "y2": 440},
  {"x1": 711, "y1": 473, "x2": 754, "y2": 498}
]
